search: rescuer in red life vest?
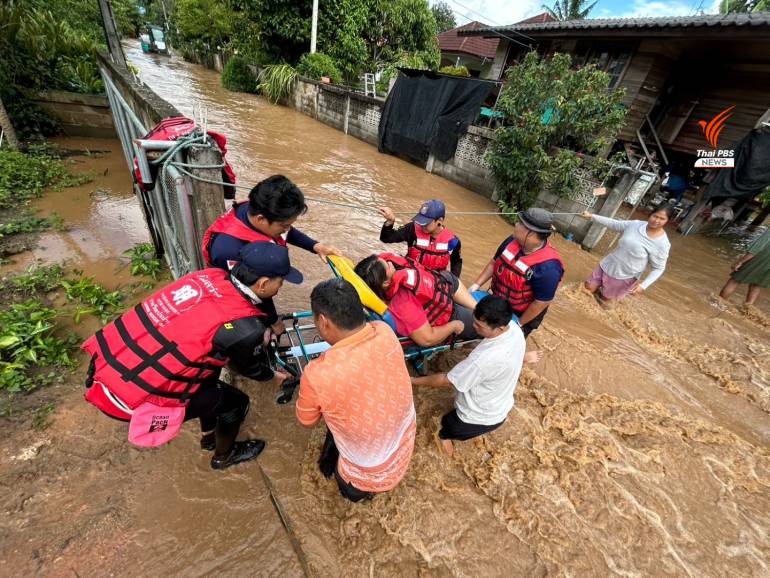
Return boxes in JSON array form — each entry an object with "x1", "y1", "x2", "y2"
[
  {"x1": 378, "y1": 199, "x2": 463, "y2": 276},
  {"x1": 469, "y1": 208, "x2": 564, "y2": 338},
  {"x1": 354, "y1": 253, "x2": 478, "y2": 346},
  {"x1": 81, "y1": 242, "x2": 300, "y2": 470},
  {"x1": 202, "y1": 174, "x2": 342, "y2": 271}
]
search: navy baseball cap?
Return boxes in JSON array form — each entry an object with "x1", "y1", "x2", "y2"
[
  {"x1": 413, "y1": 199, "x2": 446, "y2": 226},
  {"x1": 238, "y1": 242, "x2": 303, "y2": 284}
]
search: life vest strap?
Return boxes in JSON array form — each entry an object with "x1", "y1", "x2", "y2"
[{"x1": 134, "y1": 305, "x2": 217, "y2": 370}]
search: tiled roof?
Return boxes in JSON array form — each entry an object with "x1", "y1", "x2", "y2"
[
  {"x1": 438, "y1": 21, "x2": 499, "y2": 60},
  {"x1": 515, "y1": 12, "x2": 557, "y2": 25},
  {"x1": 461, "y1": 12, "x2": 770, "y2": 36}
]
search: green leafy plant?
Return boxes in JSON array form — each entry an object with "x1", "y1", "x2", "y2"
[
  {"x1": 296, "y1": 52, "x2": 343, "y2": 84},
  {"x1": 0, "y1": 300, "x2": 75, "y2": 392},
  {"x1": 222, "y1": 54, "x2": 257, "y2": 92},
  {"x1": 439, "y1": 65, "x2": 469, "y2": 77},
  {"x1": 258, "y1": 63, "x2": 297, "y2": 104},
  {"x1": 0, "y1": 213, "x2": 50, "y2": 236},
  {"x1": 124, "y1": 242, "x2": 163, "y2": 279},
  {"x1": 0, "y1": 148, "x2": 90, "y2": 210},
  {"x1": 486, "y1": 51, "x2": 627, "y2": 213},
  {"x1": 61, "y1": 277, "x2": 123, "y2": 324},
  {"x1": 2, "y1": 263, "x2": 65, "y2": 294}
]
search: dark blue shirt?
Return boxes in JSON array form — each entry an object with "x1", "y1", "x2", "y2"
[
  {"x1": 494, "y1": 235, "x2": 563, "y2": 302},
  {"x1": 208, "y1": 203, "x2": 319, "y2": 271}
]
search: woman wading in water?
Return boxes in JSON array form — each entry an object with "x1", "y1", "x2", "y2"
[
  {"x1": 579, "y1": 203, "x2": 674, "y2": 305},
  {"x1": 719, "y1": 228, "x2": 770, "y2": 306}
]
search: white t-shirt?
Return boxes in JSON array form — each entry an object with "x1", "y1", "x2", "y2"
[{"x1": 447, "y1": 321, "x2": 526, "y2": 425}]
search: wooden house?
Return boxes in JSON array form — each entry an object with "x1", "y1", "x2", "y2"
[{"x1": 464, "y1": 13, "x2": 770, "y2": 163}]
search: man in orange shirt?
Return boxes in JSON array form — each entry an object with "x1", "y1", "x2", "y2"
[{"x1": 295, "y1": 278, "x2": 416, "y2": 502}]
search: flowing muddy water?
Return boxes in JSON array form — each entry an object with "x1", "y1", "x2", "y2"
[{"x1": 2, "y1": 41, "x2": 769, "y2": 576}]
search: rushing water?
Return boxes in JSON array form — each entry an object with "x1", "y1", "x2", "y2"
[{"x1": 1, "y1": 41, "x2": 768, "y2": 577}]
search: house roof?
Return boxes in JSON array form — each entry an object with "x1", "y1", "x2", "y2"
[
  {"x1": 438, "y1": 21, "x2": 499, "y2": 60},
  {"x1": 515, "y1": 12, "x2": 557, "y2": 25},
  {"x1": 461, "y1": 12, "x2": 770, "y2": 38}
]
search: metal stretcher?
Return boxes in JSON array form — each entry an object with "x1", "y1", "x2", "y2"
[{"x1": 269, "y1": 256, "x2": 476, "y2": 404}]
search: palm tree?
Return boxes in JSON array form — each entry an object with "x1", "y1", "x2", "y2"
[
  {"x1": 542, "y1": 0, "x2": 598, "y2": 21},
  {"x1": 0, "y1": 94, "x2": 20, "y2": 150},
  {"x1": 720, "y1": 0, "x2": 768, "y2": 12}
]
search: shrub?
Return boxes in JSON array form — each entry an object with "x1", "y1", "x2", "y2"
[
  {"x1": 124, "y1": 242, "x2": 163, "y2": 279},
  {"x1": 222, "y1": 55, "x2": 257, "y2": 92},
  {"x1": 257, "y1": 64, "x2": 297, "y2": 104},
  {"x1": 486, "y1": 52, "x2": 627, "y2": 212},
  {"x1": 439, "y1": 65, "x2": 470, "y2": 77},
  {"x1": 296, "y1": 52, "x2": 342, "y2": 84}
]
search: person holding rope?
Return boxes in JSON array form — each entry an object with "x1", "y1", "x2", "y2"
[
  {"x1": 469, "y1": 208, "x2": 564, "y2": 338},
  {"x1": 579, "y1": 203, "x2": 673, "y2": 305},
  {"x1": 378, "y1": 199, "x2": 463, "y2": 276},
  {"x1": 354, "y1": 252, "x2": 478, "y2": 346},
  {"x1": 81, "y1": 242, "x2": 299, "y2": 470},
  {"x1": 202, "y1": 174, "x2": 342, "y2": 271}
]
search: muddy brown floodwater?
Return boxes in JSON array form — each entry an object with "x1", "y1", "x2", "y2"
[{"x1": 2, "y1": 40, "x2": 769, "y2": 577}]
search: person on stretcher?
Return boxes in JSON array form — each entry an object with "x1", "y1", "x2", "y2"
[{"x1": 354, "y1": 253, "x2": 478, "y2": 346}]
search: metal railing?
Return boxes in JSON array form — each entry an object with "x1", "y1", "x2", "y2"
[{"x1": 99, "y1": 67, "x2": 208, "y2": 278}]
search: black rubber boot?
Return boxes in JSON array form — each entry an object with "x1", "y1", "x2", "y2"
[
  {"x1": 211, "y1": 440, "x2": 266, "y2": 470},
  {"x1": 200, "y1": 431, "x2": 216, "y2": 451},
  {"x1": 318, "y1": 429, "x2": 339, "y2": 479}
]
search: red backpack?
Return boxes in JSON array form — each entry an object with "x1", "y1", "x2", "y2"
[{"x1": 133, "y1": 116, "x2": 237, "y2": 199}]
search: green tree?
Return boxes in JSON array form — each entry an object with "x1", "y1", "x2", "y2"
[
  {"x1": 363, "y1": 0, "x2": 439, "y2": 68},
  {"x1": 486, "y1": 52, "x2": 626, "y2": 211},
  {"x1": 432, "y1": 1, "x2": 456, "y2": 33},
  {"x1": 175, "y1": 0, "x2": 233, "y2": 48},
  {"x1": 719, "y1": 0, "x2": 768, "y2": 12},
  {"x1": 541, "y1": 0, "x2": 597, "y2": 20}
]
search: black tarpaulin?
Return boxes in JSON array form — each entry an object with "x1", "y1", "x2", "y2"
[
  {"x1": 705, "y1": 126, "x2": 770, "y2": 199},
  {"x1": 378, "y1": 69, "x2": 495, "y2": 163}
]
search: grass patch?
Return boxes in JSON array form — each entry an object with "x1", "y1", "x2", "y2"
[
  {"x1": 62, "y1": 276, "x2": 124, "y2": 324},
  {"x1": 1, "y1": 263, "x2": 65, "y2": 295}
]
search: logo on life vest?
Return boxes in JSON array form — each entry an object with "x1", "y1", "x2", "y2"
[
  {"x1": 167, "y1": 279, "x2": 203, "y2": 312},
  {"x1": 149, "y1": 414, "x2": 170, "y2": 432}
]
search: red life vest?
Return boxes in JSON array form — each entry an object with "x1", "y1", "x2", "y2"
[
  {"x1": 201, "y1": 201, "x2": 287, "y2": 267},
  {"x1": 133, "y1": 116, "x2": 237, "y2": 199},
  {"x1": 406, "y1": 225, "x2": 456, "y2": 271},
  {"x1": 380, "y1": 253, "x2": 454, "y2": 327},
  {"x1": 491, "y1": 239, "x2": 564, "y2": 313},
  {"x1": 82, "y1": 268, "x2": 264, "y2": 420}
]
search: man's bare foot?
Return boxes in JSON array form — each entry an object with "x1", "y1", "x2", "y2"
[
  {"x1": 523, "y1": 350, "x2": 543, "y2": 364},
  {"x1": 442, "y1": 438, "x2": 454, "y2": 458}
]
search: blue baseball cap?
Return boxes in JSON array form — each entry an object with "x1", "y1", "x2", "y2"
[
  {"x1": 413, "y1": 199, "x2": 446, "y2": 226},
  {"x1": 237, "y1": 242, "x2": 303, "y2": 284}
]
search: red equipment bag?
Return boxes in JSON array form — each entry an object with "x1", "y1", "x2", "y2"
[{"x1": 133, "y1": 116, "x2": 237, "y2": 199}]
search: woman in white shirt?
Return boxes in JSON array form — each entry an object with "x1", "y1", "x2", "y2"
[{"x1": 580, "y1": 203, "x2": 674, "y2": 304}]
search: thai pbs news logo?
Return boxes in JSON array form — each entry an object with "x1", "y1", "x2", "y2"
[{"x1": 695, "y1": 106, "x2": 735, "y2": 168}]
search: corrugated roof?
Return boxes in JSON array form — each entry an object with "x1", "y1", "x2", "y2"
[
  {"x1": 438, "y1": 21, "x2": 499, "y2": 60},
  {"x1": 461, "y1": 12, "x2": 770, "y2": 36}
]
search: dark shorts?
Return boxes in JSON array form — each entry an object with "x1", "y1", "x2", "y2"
[
  {"x1": 184, "y1": 378, "x2": 250, "y2": 431},
  {"x1": 439, "y1": 409, "x2": 504, "y2": 441},
  {"x1": 516, "y1": 306, "x2": 549, "y2": 338},
  {"x1": 439, "y1": 271, "x2": 479, "y2": 341},
  {"x1": 319, "y1": 429, "x2": 374, "y2": 503}
]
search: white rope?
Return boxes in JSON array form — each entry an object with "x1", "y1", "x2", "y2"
[{"x1": 167, "y1": 162, "x2": 587, "y2": 217}]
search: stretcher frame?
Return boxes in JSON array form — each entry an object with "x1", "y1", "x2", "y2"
[{"x1": 269, "y1": 257, "x2": 477, "y2": 404}]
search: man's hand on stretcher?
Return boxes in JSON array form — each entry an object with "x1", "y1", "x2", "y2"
[{"x1": 312, "y1": 242, "x2": 343, "y2": 263}]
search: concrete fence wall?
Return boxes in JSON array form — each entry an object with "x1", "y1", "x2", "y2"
[{"x1": 30, "y1": 90, "x2": 116, "y2": 138}]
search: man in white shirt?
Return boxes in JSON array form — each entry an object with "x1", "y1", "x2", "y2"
[{"x1": 411, "y1": 295, "x2": 532, "y2": 456}]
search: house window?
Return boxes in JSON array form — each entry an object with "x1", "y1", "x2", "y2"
[{"x1": 575, "y1": 41, "x2": 634, "y2": 89}]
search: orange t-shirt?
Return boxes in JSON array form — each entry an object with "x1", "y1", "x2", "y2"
[{"x1": 295, "y1": 321, "x2": 416, "y2": 493}]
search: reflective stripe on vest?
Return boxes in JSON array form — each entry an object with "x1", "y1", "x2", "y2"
[
  {"x1": 406, "y1": 226, "x2": 455, "y2": 271},
  {"x1": 201, "y1": 201, "x2": 287, "y2": 266},
  {"x1": 383, "y1": 254, "x2": 454, "y2": 326},
  {"x1": 491, "y1": 240, "x2": 564, "y2": 312}
]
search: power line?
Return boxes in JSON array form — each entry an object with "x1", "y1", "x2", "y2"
[
  {"x1": 444, "y1": 0, "x2": 537, "y2": 43},
  {"x1": 447, "y1": 5, "x2": 535, "y2": 51}
]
